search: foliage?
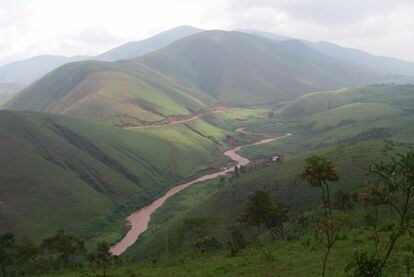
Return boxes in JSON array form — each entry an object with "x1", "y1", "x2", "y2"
[
  {"x1": 0, "y1": 233, "x2": 15, "y2": 277},
  {"x1": 345, "y1": 251, "x2": 382, "y2": 277},
  {"x1": 333, "y1": 190, "x2": 354, "y2": 211},
  {"x1": 302, "y1": 156, "x2": 342, "y2": 277},
  {"x1": 227, "y1": 225, "x2": 247, "y2": 257},
  {"x1": 193, "y1": 236, "x2": 223, "y2": 253},
  {"x1": 89, "y1": 242, "x2": 115, "y2": 277},
  {"x1": 240, "y1": 190, "x2": 289, "y2": 239},
  {"x1": 359, "y1": 152, "x2": 414, "y2": 274},
  {"x1": 41, "y1": 230, "x2": 86, "y2": 269}
]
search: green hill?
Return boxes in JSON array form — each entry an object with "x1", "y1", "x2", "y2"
[
  {"x1": 133, "y1": 31, "x2": 384, "y2": 105},
  {"x1": 124, "y1": 84, "x2": 414, "y2": 263},
  {"x1": 4, "y1": 61, "x2": 213, "y2": 126},
  {"x1": 0, "y1": 110, "x2": 231, "y2": 243},
  {"x1": 5, "y1": 31, "x2": 385, "y2": 124}
]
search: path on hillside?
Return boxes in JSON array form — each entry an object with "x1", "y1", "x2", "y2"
[
  {"x1": 124, "y1": 108, "x2": 227, "y2": 129},
  {"x1": 109, "y1": 131, "x2": 292, "y2": 255}
]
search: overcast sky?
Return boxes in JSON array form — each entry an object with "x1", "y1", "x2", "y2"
[{"x1": 1, "y1": 0, "x2": 413, "y2": 66}]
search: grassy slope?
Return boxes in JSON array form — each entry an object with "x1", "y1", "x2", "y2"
[
  {"x1": 135, "y1": 31, "x2": 383, "y2": 105},
  {"x1": 121, "y1": 84, "x2": 414, "y2": 274},
  {"x1": 5, "y1": 31, "x2": 384, "y2": 124},
  {"x1": 0, "y1": 110, "x2": 231, "y2": 243},
  {"x1": 59, "y1": 228, "x2": 412, "y2": 276},
  {"x1": 5, "y1": 61, "x2": 211, "y2": 126},
  {"x1": 238, "y1": 84, "x2": 414, "y2": 158}
]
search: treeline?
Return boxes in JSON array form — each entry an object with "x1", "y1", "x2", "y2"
[{"x1": 0, "y1": 230, "x2": 116, "y2": 276}]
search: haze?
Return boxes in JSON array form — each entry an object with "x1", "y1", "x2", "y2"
[{"x1": 1, "y1": 0, "x2": 414, "y2": 66}]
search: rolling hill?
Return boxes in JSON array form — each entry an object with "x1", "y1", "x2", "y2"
[
  {"x1": 5, "y1": 31, "x2": 387, "y2": 124},
  {"x1": 133, "y1": 30, "x2": 384, "y2": 105},
  {"x1": 125, "y1": 84, "x2": 414, "y2": 265},
  {"x1": 0, "y1": 110, "x2": 232, "y2": 242},
  {"x1": 4, "y1": 60, "x2": 214, "y2": 126},
  {"x1": 0, "y1": 26, "x2": 202, "y2": 86}
]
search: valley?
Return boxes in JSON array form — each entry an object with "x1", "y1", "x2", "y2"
[
  {"x1": 110, "y1": 129, "x2": 291, "y2": 256},
  {"x1": 0, "y1": 21, "x2": 413, "y2": 277}
]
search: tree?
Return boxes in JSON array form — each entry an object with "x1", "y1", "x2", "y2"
[
  {"x1": 218, "y1": 175, "x2": 226, "y2": 187},
  {"x1": 90, "y1": 242, "x2": 114, "y2": 277},
  {"x1": 302, "y1": 156, "x2": 343, "y2": 277},
  {"x1": 228, "y1": 225, "x2": 247, "y2": 256},
  {"x1": 241, "y1": 190, "x2": 274, "y2": 231},
  {"x1": 41, "y1": 230, "x2": 85, "y2": 269},
  {"x1": 266, "y1": 201, "x2": 289, "y2": 240},
  {"x1": 193, "y1": 236, "x2": 222, "y2": 253},
  {"x1": 333, "y1": 189, "x2": 354, "y2": 211},
  {"x1": 234, "y1": 165, "x2": 240, "y2": 178},
  {"x1": 0, "y1": 233, "x2": 15, "y2": 277},
  {"x1": 358, "y1": 152, "x2": 414, "y2": 275},
  {"x1": 302, "y1": 156, "x2": 339, "y2": 217},
  {"x1": 241, "y1": 190, "x2": 289, "y2": 240},
  {"x1": 15, "y1": 239, "x2": 39, "y2": 274}
]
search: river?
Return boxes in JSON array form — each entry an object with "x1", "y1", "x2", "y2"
[{"x1": 109, "y1": 132, "x2": 291, "y2": 255}]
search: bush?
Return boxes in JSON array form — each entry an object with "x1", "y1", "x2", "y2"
[
  {"x1": 193, "y1": 236, "x2": 222, "y2": 253},
  {"x1": 345, "y1": 251, "x2": 382, "y2": 276}
]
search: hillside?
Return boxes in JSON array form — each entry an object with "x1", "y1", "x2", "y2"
[
  {"x1": 6, "y1": 30, "x2": 387, "y2": 123},
  {"x1": 305, "y1": 41, "x2": 414, "y2": 76},
  {"x1": 5, "y1": 61, "x2": 214, "y2": 126},
  {"x1": 134, "y1": 31, "x2": 384, "y2": 105},
  {"x1": 97, "y1": 25, "x2": 202, "y2": 61},
  {"x1": 0, "y1": 26, "x2": 202, "y2": 87},
  {"x1": 0, "y1": 83, "x2": 24, "y2": 104},
  {"x1": 124, "y1": 84, "x2": 414, "y2": 267},
  {"x1": 246, "y1": 29, "x2": 414, "y2": 77},
  {"x1": 0, "y1": 110, "x2": 232, "y2": 242}
]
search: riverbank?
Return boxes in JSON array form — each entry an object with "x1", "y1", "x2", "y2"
[{"x1": 110, "y1": 133, "x2": 291, "y2": 255}]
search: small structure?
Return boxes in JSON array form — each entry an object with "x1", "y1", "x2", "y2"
[{"x1": 251, "y1": 154, "x2": 282, "y2": 167}]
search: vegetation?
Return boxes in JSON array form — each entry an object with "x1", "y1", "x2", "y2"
[
  {"x1": 302, "y1": 156, "x2": 343, "y2": 277},
  {"x1": 240, "y1": 190, "x2": 288, "y2": 240},
  {"x1": 0, "y1": 110, "x2": 231, "y2": 244},
  {"x1": 1, "y1": 66, "x2": 414, "y2": 277},
  {"x1": 0, "y1": 230, "x2": 119, "y2": 276}
]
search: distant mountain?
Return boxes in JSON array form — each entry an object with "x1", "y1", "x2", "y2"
[
  {"x1": 244, "y1": 29, "x2": 414, "y2": 77},
  {"x1": 240, "y1": 29, "x2": 293, "y2": 41},
  {"x1": 133, "y1": 30, "x2": 384, "y2": 105},
  {"x1": 97, "y1": 25, "x2": 203, "y2": 61},
  {"x1": 6, "y1": 30, "x2": 386, "y2": 123},
  {"x1": 0, "y1": 55, "x2": 89, "y2": 84},
  {"x1": 304, "y1": 41, "x2": 414, "y2": 76},
  {"x1": 0, "y1": 26, "x2": 202, "y2": 86},
  {"x1": 0, "y1": 83, "x2": 25, "y2": 104}
]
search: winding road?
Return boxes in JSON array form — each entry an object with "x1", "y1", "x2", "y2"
[{"x1": 109, "y1": 131, "x2": 292, "y2": 255}]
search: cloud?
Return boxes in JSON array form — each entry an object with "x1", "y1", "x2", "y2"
[
  {"x1": 0, "y1": 0, "x2": 413, "y2": 66},
  {"x1": 230, "y1": 0, "x2": 408, "y2": 24}
]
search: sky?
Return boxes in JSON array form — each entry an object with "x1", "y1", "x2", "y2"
[{"x1": 1, "y1": 0, "x2": 413, "y2": 66}]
